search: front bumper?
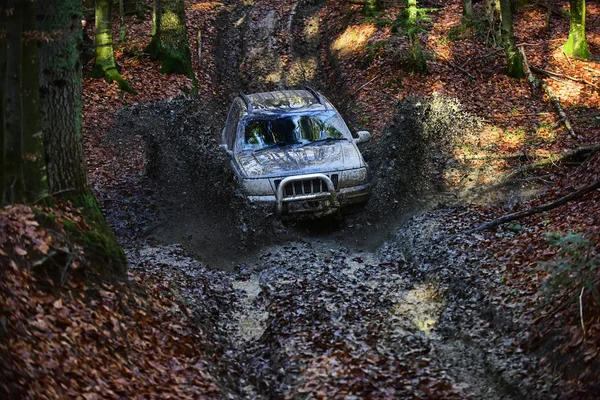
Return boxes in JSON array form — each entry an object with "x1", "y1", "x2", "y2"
[{"x1": 246, "y1": 176, "x2": 370, "y2": 216}]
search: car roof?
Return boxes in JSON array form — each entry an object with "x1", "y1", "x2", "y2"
[{"x1": 240, "y1": 89, "x2": 330, "y2": 115}]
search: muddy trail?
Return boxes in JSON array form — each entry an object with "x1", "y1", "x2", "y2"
[{"x1": 97, "y1": 0, "x2": 558, "y2": 398}]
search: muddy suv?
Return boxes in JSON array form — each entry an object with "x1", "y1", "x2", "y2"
[{"x1": 221, "y1": 88, "x2": 371, "y2": 216}]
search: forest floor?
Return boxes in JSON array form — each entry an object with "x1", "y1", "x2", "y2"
[{"x1": 2, "y1": 0, "x2": 600, "y2": 398}]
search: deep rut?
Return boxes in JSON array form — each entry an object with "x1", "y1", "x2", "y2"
[{"x1": 106, "y1": 0, "x2": 557, "y2": 398}]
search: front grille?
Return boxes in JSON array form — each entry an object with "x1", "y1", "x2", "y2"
[{"x1": 274, "y1": 174, "x2": 338, "y2": 197}]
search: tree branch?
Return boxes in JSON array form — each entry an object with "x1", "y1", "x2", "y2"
[
  {"x1": 467, "y1": 178, "x2": 600, "y2": 233},
  {"x1": 519, "y1": 46, "x2": 579, "y2": 142}
]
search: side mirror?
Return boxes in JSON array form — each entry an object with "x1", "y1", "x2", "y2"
[
  {"x1": 354, "y1": 130, "x2": 371, "y2": 144},
  {"x1": 220, "y1": 143, "x2": 233, "y2": 156}
]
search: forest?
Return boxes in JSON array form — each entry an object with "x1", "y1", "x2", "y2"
[{"x1": 1, "y1": 0, "x2": 599, "y2": 398}]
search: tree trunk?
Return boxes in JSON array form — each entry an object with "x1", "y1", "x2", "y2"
[
  {"x1": 119, "y1": 0, "x2": 126, "y2": 43},
  {"x1": 0, "y1": 0, "x2": 6, "y2": 205},
  {"x1": 463, "y1": 0, "x2": 474, "y2": 19},
  {"x1": 22, "y1": 0, "x2": 48, "y2": 202},
  {"x1": 37, "y1": 0, "x2": 88, "y2": 197},
  {"x1": 136, "y1": 0, "x2": 146, "y2": 21},
  {"x1": 500, "y1": 0, "x2": 523, "y2": 78},
  {"x1": 92, "y1": 0, "x2": 136, "y2": 93},
  {"x1": 545, "y1": 0, "x2": 552, "y2": 30},
  {"x1": 147, "y1": 0, "x2": 193, "y2": 77},
  {"x1": 363, "y1": 0, "x2": 382, "y2": 16},
  {"x1": 564, "y1": 0, "x2": 590, "y2": 59},
  {"x1": 486, "y1": 0, "x2": 501, "y2": 43},
  {"x1": 406, "y1": 0, "x2": 427, "y2": 73},
  {"x1": 4, "y1": 0, "x2": 24, "y2": 204},
  {"x1": 37, "y1": 0, "x2": 126, "y2": 277}
]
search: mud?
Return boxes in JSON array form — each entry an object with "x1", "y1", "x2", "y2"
[{"x1": 96, "y1": 0, "x2": 559, "y2": 398}]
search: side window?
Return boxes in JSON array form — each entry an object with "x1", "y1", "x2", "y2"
[{"x1": 224, "y1": 99, "x2": 243, "y2": 150}]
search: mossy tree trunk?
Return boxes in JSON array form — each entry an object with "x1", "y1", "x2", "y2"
[
  {"x1": 463, "y1": 0, "x2": 474, "y2": 19},
  {"x1": 406, "y1": 0, "x2": 427, "y2": 73},
  {"x1": 500, "y1": 0, "x2": 523, "y2": 78},
  {"x1": 564, "y1": 0, "x2": 590, "y2": 59},
  {"x1": 147, "y1": 0, "x2": 193, "y2": 77},
  {"x1": 36, "y1": 0, "x2": 126, "y2": 277},
  {"x1": 92, "y1": 0, "x2": 136, "y2": 93},
  {"x1": 37, "y1": 0, "x2": 89, "y2": 199},
  {"x1": 363, "y1": 0, "x2": 382, "y2": 16}
]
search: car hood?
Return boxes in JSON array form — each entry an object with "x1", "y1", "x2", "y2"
[{"x1": 236, "y1": 141, "x2": 364, "y2": 178}]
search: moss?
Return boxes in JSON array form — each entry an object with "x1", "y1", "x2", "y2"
[
  {"x1": 46, "y1": 193, "x2": 127, "y2": 279},
  {"x1": 61, "y1": 214, "x2": 127, "y2": 279},
  {"x1": 563, "y1": 0, "x2": 590, "y2": 59},
  {"x1": 146, "y1": 0, "x2": 194, "y2": 78}
]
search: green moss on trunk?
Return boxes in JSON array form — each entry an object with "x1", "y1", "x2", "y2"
[
  {"x1": 146, "y1": 0, "x2": 194, "y2": 77},
  {"x1": 37, "y1": 0, "x2": 127, "y2": 279},
  {"x1": 93, "y1": 0, "x2": 136, "y2": 94},
  {"x1": 500, "y1": 0, "x2": 523, "y2": 78},
  {"x1": 564, "y1": 0, "x2": 590, "y2": 59},
  {"x1": 363, "y1": 0, "x2": 382, "y2": 16},
  {"x1": 61, "y1": 195, "x2": 127, "y2": 278},
  {"x1": 406, "y1": 0, "x2": 428, "y2": 73}
]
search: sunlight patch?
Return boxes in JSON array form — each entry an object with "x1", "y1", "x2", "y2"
[
  {"x1": 332, "y1": 24, "x2": 376, "y2": 56},
  {"x1": 303, "y1": 15, "x2": 319, "y2": 40},
  {"x1": 190, "y1": 2, "x2": 223, "y2": 12},
  {"x1": 392, "y1": 282, "x2": 444, "y2": 335}
]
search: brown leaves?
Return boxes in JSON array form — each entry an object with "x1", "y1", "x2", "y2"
[{"x1": 1, "y1": 240, "x2": 223, "y2": 399}]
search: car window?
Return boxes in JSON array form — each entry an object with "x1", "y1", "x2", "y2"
[{"x1": 241, "y1": 111, "x2": 348, "y2": 151}]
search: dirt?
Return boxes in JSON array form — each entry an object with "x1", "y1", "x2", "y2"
[{"x1": 94, "y1": 0, "x2": 564, "y2": 398}]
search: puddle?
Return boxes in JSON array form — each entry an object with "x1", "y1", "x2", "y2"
[
  {"x1": 392, "y1": 282, "x2": 444, "y2": 335},
  {"x1": 232, "y1": 278, "x2": 268, "y2": 342}
]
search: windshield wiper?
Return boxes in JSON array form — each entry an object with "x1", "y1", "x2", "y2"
[
  {"x1": 301, "y1": 137, "x2": 347, "y2": 147},
  {"x1": 254, "y1": 142, "x2": 301, "y2": 153}
]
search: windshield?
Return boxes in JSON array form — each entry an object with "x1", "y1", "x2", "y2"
[{"x1": 240, "y1": 111, "x2": 349, "y2": 151}]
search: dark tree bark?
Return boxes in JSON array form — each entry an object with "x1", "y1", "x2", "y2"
[
  {"x1": 136, "y1": 0, "x2": 146, "y2": 21},
  {"x1": 37, "y1": 0, "x2": 89, "y2": 197},
  {"x1": 564, "y1": 0, "x2": 590, "y2": 59},
  {"x1": 147, "y1": 0, "x2": 193, "y2": 77},
  {"x1": 0, "y1": 0, "x2": 6, "y2": 205},
  {"x1": 22, "y1": 0, "x2": 48, "y2": 202},
  {"x1": 4, "y1": 0, "x2": 24, "y2": 203},
  {"x1": 36, "y1": 0, "x2": 126, "y2": 277},
  {"x1": 500, "y1": 0, "x2": 523, "y2": 78},
  {"x1": 92, "y1": 0, "x2": 135, "y2": 93}
]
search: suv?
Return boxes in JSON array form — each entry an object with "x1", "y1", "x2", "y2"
[{"x1": 221, "y1": 88, "x2": 371, "y2": 216}]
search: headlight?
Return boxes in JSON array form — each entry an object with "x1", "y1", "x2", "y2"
[
  {"x1": 341, "y1": 168, "x2": 368, "y2": 187},
  {"x1": 241, "y1": 178, "x2": 274, "y2": 196}
]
